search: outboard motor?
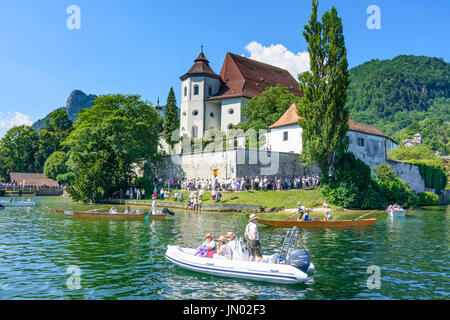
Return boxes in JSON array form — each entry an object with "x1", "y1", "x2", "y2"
[
  {"x1": 287, "y1": 249, "x2": 310, "y2": 273},
  {"x1": 162, "y1": 207, "x2": 175, "y2": 216}
]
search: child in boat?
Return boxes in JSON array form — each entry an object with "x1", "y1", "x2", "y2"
[
  {"x1": 303, "y1": 209, "x2": 311, "y2": 221},
  {"x1": 124, "y1": 206, "x2": 131, "y2": 214}
]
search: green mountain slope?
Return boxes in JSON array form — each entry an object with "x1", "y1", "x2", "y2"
[{"x1": 346, "y1": 55, "x2": 450, "y2": 153}]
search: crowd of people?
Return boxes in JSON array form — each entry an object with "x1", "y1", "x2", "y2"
[{"x1": 151, "y1": 174, "x2": 320, "y2": 193}]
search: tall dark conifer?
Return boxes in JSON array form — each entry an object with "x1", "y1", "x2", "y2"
[{"x1": 163, "y1": 87, "x2": 180, "y2": 149}]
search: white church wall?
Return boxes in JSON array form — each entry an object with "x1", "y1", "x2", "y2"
[
  {"x1": 267, "y1": 124, "x2": 303, "y2": 154},
  {"x1": 220, "y1": 97, "x2": 247, "y2": 132}
]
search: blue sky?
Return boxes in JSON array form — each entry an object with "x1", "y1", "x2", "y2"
[{"x1": 0, "y1": 0, "x2": 449, "y2": 137}]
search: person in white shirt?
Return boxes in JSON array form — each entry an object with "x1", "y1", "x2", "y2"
[
  {"x1": 244, "y1": 214, "x2": 263, "y2": 262},
  {"x1": 152, "y1": 199, "x2": 157, "y2": 215},
  {"x1": 221, "y1": 232, "x2": 238, "y2": 260}
]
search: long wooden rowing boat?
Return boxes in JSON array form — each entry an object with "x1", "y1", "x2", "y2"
[
  {"x1": 256, "y1": 217, "x2": 377, "y2": 228},
  {"x1": 45, "y1": 207, "x2": 169, "y2": 220}
]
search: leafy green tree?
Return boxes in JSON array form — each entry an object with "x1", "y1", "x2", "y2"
[
  {"x1": 0, "y1": 125, "x2": 39, "y2": 179},
  {"x1": 389, "y1": 144, "x2": 441, "y2": 161},
  {"x1": 43, "y1": 151, "x2": 69, "y2": 180},
  {"x1": 374, "y1": 163, "x2": 397, "y2": 182},
  {"x1": 346, "y1": 55, "x2": 450, "y2": 138},
  {"x1": 237, "y1": 84, "x2": 301, "y2": 131},
  {"x1": 297, "y1": 0, "x2": 349, "y2": 176},
  {"x1": 63, "y1": 94, "x2": 161, "y2": 203},
  {"x1": 35, "y1": 109, "x2": 73, "y2": 171},
  {"x1": 163, "y1": 87, "x2": 180, "y2": 149}
]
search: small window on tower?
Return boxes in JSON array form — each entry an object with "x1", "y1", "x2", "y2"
[
  {"x1": 184, "y1": 87, "x2": 187, "y2": 97},
  {"x1": 193, "y1": 110, "x2": 199, "y2": 116},
  {"x1": 283, "y1": 131, "x2": 288, "y2": 141},
  {"x1": 194, "y1": 85, "x2": 199, "y2": 95},
  {"x1": 208, "y1": 87, "x2": 212, "y2": 96}
]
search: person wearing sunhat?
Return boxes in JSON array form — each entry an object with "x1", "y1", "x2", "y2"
[
  {"x1": 202, "y1": 233, "x2": 216, "y2": 251},
  {"x1": 216, "y1": 236, "x2": 227, "y2": 256},
  {"x1": 244, "y1": 214, "x2": 263, "y2": 262}
]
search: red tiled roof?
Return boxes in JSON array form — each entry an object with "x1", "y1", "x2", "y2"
[
  {"x1": 269, "y1": 103, "x2": 394, "y2": 140},
  {"x1": 9, "y1": 172, "x2": 59, "y2": 186},
  {"x1": 269, "y1": 104, "x2": 301, "y2": 128},
  {"x1": 207, "y1": 53, "x2": 303, "y2": 101}
]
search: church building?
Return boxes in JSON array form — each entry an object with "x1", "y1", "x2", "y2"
[
  {"x1": 266, "y1": 103, "x2": 399, "y2": 171},
  {"x1": 179, "y1": 49, "x2": 302, "y2": 139}
]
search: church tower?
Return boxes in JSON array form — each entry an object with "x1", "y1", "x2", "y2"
[{"x1": 179, "y1": 47, "x2": 222, "y2": 139}]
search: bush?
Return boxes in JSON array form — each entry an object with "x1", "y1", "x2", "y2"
[
  {"x1": 131, "y1": 177, "x2": 153, "y2": 194},
  {"x1": 56, "y1": 172, "x2": 76, "y2": 185},
  {"x1": 418, "y1": 192, "x2": 440, "y2": 206},
  {"x1": 319, "y1": 180, "x2": 359, "y2": 208}
]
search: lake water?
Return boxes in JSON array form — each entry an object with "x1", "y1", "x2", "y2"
[{"x1": 0, "y1": 197, "x2": 448, "y2": 299}]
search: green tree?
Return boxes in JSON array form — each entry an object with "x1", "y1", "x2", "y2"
[
  {"x1": 35, "y1": 109, "x2": 73, "y2": 171},
  {"x1": 297, "y1": 0, "x2": 350, "y2": 176},
  {"x1": 162, "y1": 87, "x2": 180, "y2": 149},
  {"x1": 43, "y1": 151, "x2": 69, "y2": 180},
  {"x1": 0, "y1": 125, "x2": 39, "y2": 179},
  {"x1": 63, "y1": 94, "x2": 161, "y2": 203},
  {"x1": 237, "y1": 84, "x2": 301, "y2": 131},
  {"x1": 374, "y1": 163, "x2": 397, "y2": 182}
]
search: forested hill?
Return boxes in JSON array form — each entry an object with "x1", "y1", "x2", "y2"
[{"x1": 346, "y1": 55, "x2": 449, "y2": 153}]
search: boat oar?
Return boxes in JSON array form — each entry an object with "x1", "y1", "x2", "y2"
[{"x1": 353, "y1": 210, "x2": 377, "y2": 221}]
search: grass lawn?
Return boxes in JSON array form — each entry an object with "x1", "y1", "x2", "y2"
[{"x1": 131, "y1": 189, "x2": 336, "y2": 209}]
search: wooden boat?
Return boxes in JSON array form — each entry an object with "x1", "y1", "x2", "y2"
[
  {"x1": 44, "y1": 206, "x2": 173, "y2": 220},
  {"x1": 256, "y1": 217, "x2": 377, "y2": 228}
]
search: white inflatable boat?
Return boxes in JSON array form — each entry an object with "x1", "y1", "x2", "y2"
[
  {"x1": 165, "y1": 228, "x2": 315, "y2": 284},
  {"x1": 387, "y1": 208, "x2": 406, "y2": 217},
  {"x1": 0, "y1": 199, "x2": 37, "y2": 207}
]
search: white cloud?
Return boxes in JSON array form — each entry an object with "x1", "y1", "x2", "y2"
[
  {"x1": 0, "y1": 111, "x2": 33, "y2": 130},
  {"x1": 244, "y1": 41, "x2": 310, "y2": 80}
]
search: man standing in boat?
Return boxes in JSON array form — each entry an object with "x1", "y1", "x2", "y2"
[{"x1": 244, "y1": 214, "x2": 263, "y2": 263}]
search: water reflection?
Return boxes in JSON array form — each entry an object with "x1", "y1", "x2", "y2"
[{"x1": 0, "y1": 197, "x2": 448, "y2": 299}]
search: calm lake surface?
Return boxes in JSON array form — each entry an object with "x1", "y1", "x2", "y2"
[{"x1": 0, "y1": 197, "x2": 448, "y2": 300}]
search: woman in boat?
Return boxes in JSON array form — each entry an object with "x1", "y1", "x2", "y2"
[
  {"x1": 202, "y1": 233, "x2": 216, "y2": 258},
  {"x1": 215, "y1": 236, "x2": 227, "y2": 257},
  {"x1": 202, "y1": 233, "x2": 216, "y2": 250},
  {"x1": 124, "y1": 206, "x2": 131, "y2": 214}
]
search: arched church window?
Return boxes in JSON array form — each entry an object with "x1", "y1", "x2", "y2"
[
  {"x1": 210, "y1": 112, "x2": 214, "y2": 118},
  {"x1": 184, "y1": 87, "x2": 187, "y2": 97},
  {"x1": 227, "y1": 124, "x2": 233, "y2": 130},
  {"x1": 228, "y1": 108, "x2": 234, "y2": 114},
  {"x1": 183, "y1": 112, "x2": 186, "y2": 116},
  {"x1": 194, "y1": 85, "x2": 199, "y2": 95},
  {"x1": 192, "y1": 125, "x2": 199, "y2": 138},
  {"x1": 193, "y1": 110, "x2": 199, "y2": 116},
  {"x1": 208, "y1": 87, "x2": 212, "y2": 96}
]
